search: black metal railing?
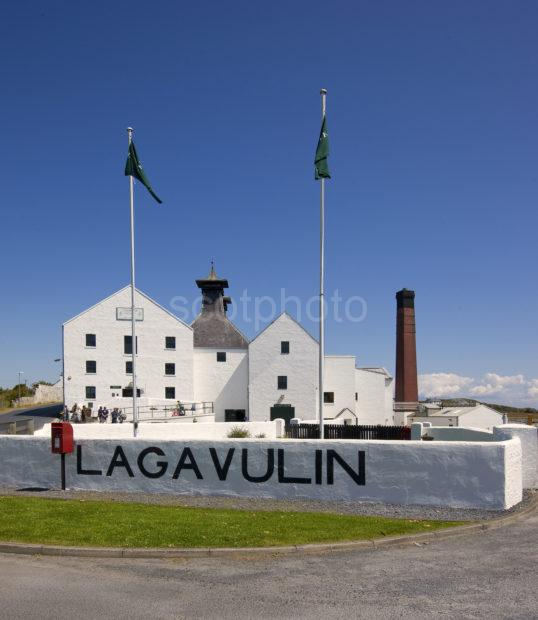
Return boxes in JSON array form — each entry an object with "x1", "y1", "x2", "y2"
[{"x1": 287, "y1": 424, "x2": 411, "y2": 440}]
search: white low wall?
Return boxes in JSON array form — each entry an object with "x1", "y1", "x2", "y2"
[
  {"x1": 421, "y1": 426, "x2": 495, "y2": 442},
  {"x1": 34, "y1": 420, "x2": 284, "y2": 441},
  {"x1": 0, "y1": 434, "x2": 523, "y2": 510},
  {"x1": 493, "y1": 424, "x2": 537, "y2": 489}
]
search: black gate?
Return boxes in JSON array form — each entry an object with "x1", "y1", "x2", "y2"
[
  {"x1": 270, "y1": 405, "x2": 295, "y2": 425},
  {"x1": 287, "y1": 423, "x2": 411, "y2": 440},
  {"x1": 225, "y1": 409, "x2": 246, "y2": 422}
]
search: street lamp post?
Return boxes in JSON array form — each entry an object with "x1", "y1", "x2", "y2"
[{"x1": 18, "y1": 371, "x2": 23, "y2": 404}]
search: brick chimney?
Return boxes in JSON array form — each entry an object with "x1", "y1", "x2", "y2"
[{"x1": 395, "y1": 289, "x2": 419, "y2": 412}]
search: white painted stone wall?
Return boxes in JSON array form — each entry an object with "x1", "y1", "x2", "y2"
[
  {"x1": 193, "y1": 348, "x2": 248, "y2": 421},
  {"x1": 248, "y1": 314, "x2": 318, "y2": 421},
  {"x1": 411, "y1": 406, "x2": 503, "y2": 431},
  {"x1": 15, "y1": 381, "x2": 63, "y2": 406},
  {"x1": 355, "y1": 368, "x2": 394, "y2": 425},
  {"x1": 35, "y1": 420, "x2": 283, "y2": 440},
  {"x1": 422, "y1": 426, "x2": 495, "y2": 442},
  {"x1": 63, "y1": 286, "x2": 194, "y2": 410},
  {"x1": 494, "y1": 424, "x2": 538, "y2": 489},
  {"x1": 324, "y1": 357, "x2": 357, "y2": 421},
  {"x1": 0, "y1": 434, "x2": 524, "y2": 509}
]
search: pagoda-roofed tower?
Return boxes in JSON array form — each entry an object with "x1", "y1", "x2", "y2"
[{"x1": 191, "y1": 263, "x2": 248, "y2": 348}]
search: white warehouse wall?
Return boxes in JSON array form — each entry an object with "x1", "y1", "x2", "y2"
[
  {"x1": 193, "y1": 348, "x2": 248, "y2": 421},
  {"x1": 249, "y1": 314, "x2": 318, "y2": 421},
  {"x1": 323, "y1": 356, "x2": 357, "y2": 421},
  {"x1": 63, "y1": 286, "x2": 194, "y2": 410},
  {"x1": 355, "y1": 368, "x2": 394, "y2": 425}
]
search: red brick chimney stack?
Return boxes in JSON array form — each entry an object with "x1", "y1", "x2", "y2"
[{"x1": 395, "y1": 289, "x2": 419, "y2": 411}]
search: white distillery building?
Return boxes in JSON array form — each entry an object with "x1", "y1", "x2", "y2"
[{"x1": 63, "y1": 266, "x2": 394, "y2": 425}]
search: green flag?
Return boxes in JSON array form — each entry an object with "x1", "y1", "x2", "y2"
[
  {"x1": 314, "y1": 115, "x2": 330, "y2": 180},
  {"x1": 124, "y1": 141, "x2": 162, "y2": 204}
]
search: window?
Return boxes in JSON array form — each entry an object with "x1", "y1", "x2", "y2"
[
  {"x1": 323, "y1": 392, "x2": 335, "y2": 404},
  {"x1": 85, "y1": 386, "x2": 96, "y2": 400},
  {"x1": 86, "y1": 360, "x2": 96, "y2": 374},
  {"x1": 86, "y1": 334, "x2": 96, "y2": 347},
  {"x1": 277, "y1": 375, "x2": 287, "y2": 390},
  {"x1": 281, "y1": 341, "x2": 290, "y2": 354},
  {"x1": 124, "y1": 335, "x2": 138, "y2": 354},
  {"x1": 216, "y1": 351, "x2": 226, "y2": 362},
  {"x1": 122, "y1": 387, "x2": 141, "y2": 398},
  {"x1": 165, "y1": 387, "x2": 176, "y2": 399},
  {"x1": 125, "y1": 361, "x2": 133, "y2": 374},
  {"x1": 165, "y1": 336, "x2": 176, "y2": 349},
  {"x1": 165, "y1": 363, "x2": 175, "y2": 376},
  {"x1": 355, "y1": 392, "x2": 358, "y2": 401}
]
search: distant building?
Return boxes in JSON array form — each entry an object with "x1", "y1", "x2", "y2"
[
  {"x1": 63, "y1": 266, "x2": 394, "y2": 424},
  {"x1": 409, "y1": 404, "x2": 503, "y2": 431}
]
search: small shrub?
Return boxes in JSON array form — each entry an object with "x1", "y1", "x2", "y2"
[
  {"x1": 227, "y1": 426, "x2": 251, "y2": 438},
  {"x1": 255, "y1": 433, "x2": 266, "y2": 439}
]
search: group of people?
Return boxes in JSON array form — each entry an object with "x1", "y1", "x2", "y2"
[
  {"x1": 97, "y1": 406, "x2": 126, "y2": 424},
  {"x1": 60, "y1": 404, "x2": 126, "y2": 424}
]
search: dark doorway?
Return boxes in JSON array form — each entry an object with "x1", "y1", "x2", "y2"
[
  {"x1": 225, "y1": 409, "x2": 246, "y2": 422},
  {"x1": 270, "y1": 404, "x2": 295, "y2": 425}
]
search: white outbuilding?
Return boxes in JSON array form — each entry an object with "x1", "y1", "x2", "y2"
[{"x1": 409, "y1": 404, "x2": 503, "y2": 431}]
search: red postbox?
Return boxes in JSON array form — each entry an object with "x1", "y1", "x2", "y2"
[{"x1": 51, "y1": 422, "x2": 74, "y2": 454}]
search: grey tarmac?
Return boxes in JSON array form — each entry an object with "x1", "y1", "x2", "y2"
[{"x1": 0, "y1": 502, "x2": 537, "y2": 619}]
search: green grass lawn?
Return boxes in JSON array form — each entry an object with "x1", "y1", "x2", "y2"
[{"x1": 0, "y1": 496, "x2": 463, "y2": 548}]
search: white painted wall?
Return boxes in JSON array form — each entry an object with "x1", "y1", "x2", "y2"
[
  {"x1": 63, "y1": 286, "x2": 193, "y2": 411},
  {"x1": 0, "y1": 434, "x2": 523, "y2": 509},
  {"x1": 421, "y1": 426, "x2": 495, "y2": 442},
  {"x1": 323, "y1": 357, "x2": 357, "y2": 422},
  {"x1": 494, "y1": 424, "x2": 538, "y2": 489},
  {"x1": 410, "y1": 415, "x2": 459, "y2": 427},
  {"x1": 35, "y1": 420, "x2": 284, "y2": 440},
  {"x1": 193, "y1": 348, "x2": 248, "y2": 421},
  {"x1": 411, "y1": 406, "x2": 503, "y2": 431},
  {"x1": 248, "y1": 314, "x2": 318, "y2": 421},
  {"x1": 355, "y1": 368, "x2": 394, "y2": 425}
]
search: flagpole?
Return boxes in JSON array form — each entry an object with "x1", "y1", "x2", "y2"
[
  {"x1": 319, "y1": 88, "x2": 327, "y2": 440},
  {"x1": 127, "y1": 127, "x2": 138, "y2": 438}
]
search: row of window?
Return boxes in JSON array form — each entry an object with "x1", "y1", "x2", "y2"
[
  {"x1": 84, "y1": 386, "x2": 177, "y2": 400},
  {"x1": 84, "y1": 385, "x2": 357, "y2": 402},
  {"x1": 85, "y1": 334, "x2": 292, "y2": 356},
  {"x1": 85, "y1": 361, "x2": 177, "y2": 376},
  {"x1": 85, "y1": 334, "x2": 177, "y2": 351}
]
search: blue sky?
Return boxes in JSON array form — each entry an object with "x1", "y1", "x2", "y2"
[{"x1": 1, "y1": 1, "x2": 537, "y2": 405}]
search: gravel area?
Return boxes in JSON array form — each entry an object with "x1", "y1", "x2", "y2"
[{"x1": 0, "y1": 486, "x2": 534, "y2": 522}]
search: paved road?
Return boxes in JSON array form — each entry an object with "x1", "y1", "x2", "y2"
[
  {"x1": 0, "y1": 506, "x2": 537, "y2": 619},
  {"x1": 0, "y1": 403, "x2": 62, "y2": 431}
]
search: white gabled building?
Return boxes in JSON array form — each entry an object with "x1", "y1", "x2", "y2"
[
  {"x1": 62, "y1": 266, "x2": 395, "y2": 425},
  {"x1": 63, "y1": 286, "x2": 194, "y2": 411},
  {"x1": 409, "y1": 404, "x2": 503, "y2": 430},
  {"x1": 248, "y1": 313, "x2": 319, "y2": 422}
]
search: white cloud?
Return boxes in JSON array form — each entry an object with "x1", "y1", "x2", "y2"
[
  {"x1": 527, "y1": 379, "x2": 538, "y2": 398},
  {"x1": 483, "y1": 373, "x2": 525, "y2": 387},
  {"x1": 470, "y1": 373, "x2": 526, "y2": 396},
  {"x1": 419, "y1": 372, "x2": 538, "y2": 407},
  {"x1": 418, "y1": 373, "x2": 473, "y2": 398},
  {"x1": 470, "y1": 383, "x2": 499, "y2": 396}
]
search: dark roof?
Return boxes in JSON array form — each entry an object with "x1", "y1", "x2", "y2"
[
  {"x1": 192, "y1": 313, "x2": 248, "y2": 348},
  {"x1": 191, "y1": 263, "x2": 248, "y2": 349}
]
